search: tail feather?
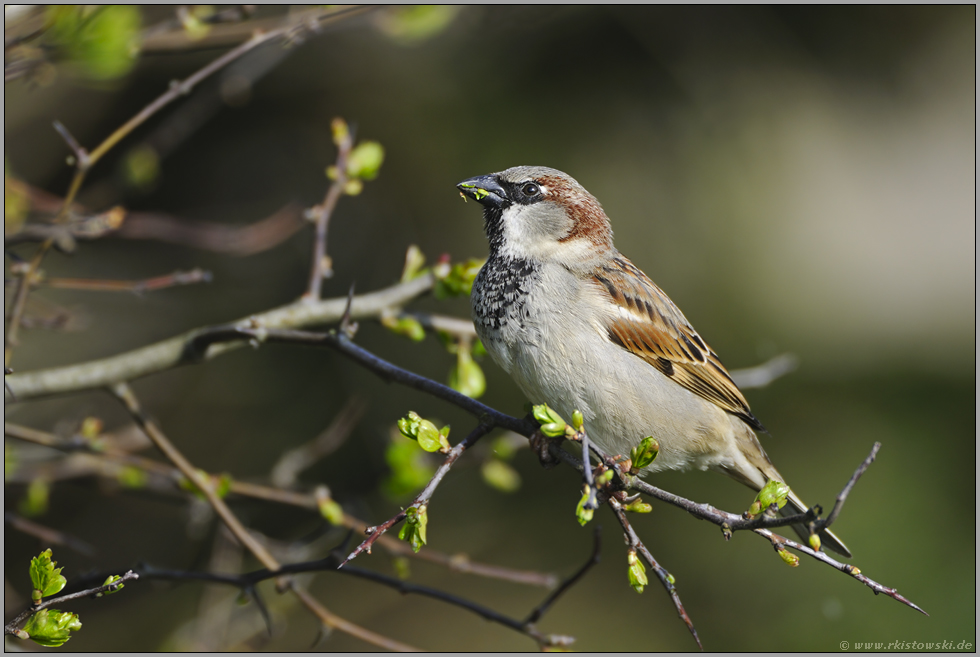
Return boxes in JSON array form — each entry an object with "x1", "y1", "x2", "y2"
[{"x1": 783, "y1": 490, "x2": 851, "y2": 558}]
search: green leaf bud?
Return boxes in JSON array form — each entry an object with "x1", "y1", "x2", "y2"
[
  {"x1": 624, "y1": 498, "x2": 653, "y2": 513},
  {"x1": 748, "y1": 479, "x2": 791, "y2": 518},
  {"x1": 381, "y1": 314, "x2": 426, "y2": 342},
  {"x1": 575, "y1": 487, "x2": 594, "y2": 526},
  {"x1": 571, "y1": 410, "x2": 584, "y2": 432},
  {"x1": 30, "y1": 549, "x2": 66, "y2": 599},
  {"x1": 400, "y1": 245, "x2": 427, "y2": 283},
  {"x1": 627, "y1": 550, "x2": 648, "y2": 593},
  {"x1": 346, "y1": 141, "x2": 385, "y2": 181},
  {"x1": 629, "y1": 436, "x2": 659, "y2": 473},
  {"x1": 448, "y1": 347, "x2": 486, "y2": 399},
  {"x1": 777, "y1": 545, "x2": 800, "y2": 567}
]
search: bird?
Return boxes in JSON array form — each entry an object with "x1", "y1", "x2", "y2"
[{"x1": 457, "y1": 165, "x2": 850, "y2": 557}]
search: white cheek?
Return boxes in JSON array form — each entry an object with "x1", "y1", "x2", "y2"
[{"x1": 498, "y1": 204, "x2": 583, "y2": 262}]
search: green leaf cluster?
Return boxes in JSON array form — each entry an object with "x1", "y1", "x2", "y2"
[
  {"x1": 22, "y1": 609, "x2": 81, "y2": 647},
  {"x1": 433, "y1": 258, "x2": 483, "y2": 299},
  {"x1": 398, "y1": 505, "x2": 428, "y2": 553},
  {"x1": 746, "y1": 479, "x2": 790, "y2": 518},
  {"x1": 44, "y1": 6, "x2": 141, "y2": 80},
  {"x1": 30, "y1": 549, "x2": 67, "y2": 601},
  {"x1": 533, "y1": 404, "x2": 567, "y2": 438},
  {"x1": 397, "y1": 411, "x2": 450, "y2": 453}
]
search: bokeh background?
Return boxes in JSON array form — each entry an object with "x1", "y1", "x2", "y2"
[{"x1": 4, "y1": 6, "x2": 975, "y2": 651}]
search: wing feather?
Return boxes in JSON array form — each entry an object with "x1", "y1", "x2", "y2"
[{"x1": 595, "y1": 256, "x2": 765, "y2": 432}]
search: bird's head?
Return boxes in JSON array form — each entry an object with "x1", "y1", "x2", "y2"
[{"x1": 457, "y1": 166, "x2": 614, "y2": 265}]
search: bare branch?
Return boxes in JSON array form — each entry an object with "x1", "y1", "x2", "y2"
[
  {"x1": 5, "y1": 274, "x2": 435, "y2": 400},
  {"x1": 4, "y1": 512, "x2": 95, "y2": 556},
  {"x1": 305, "y1": 121, "x2": 354, "y2": 300},
  {"x1": 818, "y1": 441, "x2": 881, "y2": 530},
  {"x1": 42, "y1": 268, "x2": 212, "y2": 293}
]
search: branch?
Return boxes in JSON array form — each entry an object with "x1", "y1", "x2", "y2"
[
  {"x1": 609, "y1": 498, "x2": 701, "y2": 649},
  {"x1": 304, "y1": 121, "x2": 354, "y2": 300},
  {"x1": 4, "y1": 570, "x2": 139, "y2": 638},
  {"x1": 107, "y1": 382, "x2": 422, "y2": 652},
  {"x1": 41, "y1": 268, "x2": 212, "y2": 293},
  {"x1": 4, "y1": 274, "x2": 435, "y2": 400}
]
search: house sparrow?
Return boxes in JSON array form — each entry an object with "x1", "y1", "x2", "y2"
[{"x1": 458, "y1": 165, "x2": 850, "y2": 557}]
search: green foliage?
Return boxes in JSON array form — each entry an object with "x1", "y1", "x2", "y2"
[
  {"x1": 376, "y1": 6, "x2": 460, "y2": 44},
  {"x1": 317, "y1": 496, "x2": 345, "y2": 526},
  {"x1": 384, "y1": 435, "x2": 435, "y2": 498},
  {"x1": 533, "y1": 404, "x2": 568, "y2": 438},
  {"x1": 746, "y1": 479, "x2": 790, "y2": 518},
  {"x1": 433, "y1": 258, "x2": 483, "y2": 299},
  {"x1": 629, "y1": 436, "x2": 659, "y2": 473},
  {"x1": 398, "y1": 505, "x2": 428, "y2": 553},
  {"x1": 481, "y1": 459, "x2": 521, "y2": 493},
  {"x1": 626, "y1": 550, "x2": 648, "y2": 594},
  {"x1": 397, "y1": 411, "x2": 450, "y2": 453},
  {"x1": 575, "y1": 486, "x2": 594, "y2": 526},
  {"x1": 346, "y1": 141, "x2": 385, "y2": 181},
  {"x1": 44, "y1": 6, "x2": 141, "y2": 80},
  {"x1": 623, "y1": 497, "x2": 652, "y2": 514},
  {"x1": 22, "y1": 609, "x2": 82, "y2": 647},
  {"x1": 178, "y1": 470, "x2": 232, "y2": 500},
  {"x1": 400, "y1": 245, "x2": 428, "y2": 283},
  {"x1": 96, "y1": 574, "x2": 125, "y2": 597},
  {"x1": 776, "y1": 545, "x2": 800, "y2": 567},
  {"x1": 116, "y1": 466, "x2": 147, "y2": 489},
  {"x1": 20, "y1": 478, "x2": 50, "y2": 517},
  {"x1": 30, "y1": 549, "x2": 67, "y2": 600},
  {"x1": 448, "y1": 346, "x2": 485, "y2": 398},
  {"x1": 381, "y1": 314, "x2": 426, "y2": 342}
]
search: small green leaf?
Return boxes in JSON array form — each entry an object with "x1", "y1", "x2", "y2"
[
  {"x1": 381, "y1": 314, "x2": 426, "y2": 342},
  {"x1": 30, "y1": 549, "x2": 67, "y2": 599},
  {"x1": 629, "y1": 436, "x2": 659, "y2": 473},
  {"x1": 116, "y1": 466, "x2": 147, "y2": 489},
  {"x1": 20, "y1": 478, "x2": 50, "y2": 517},
  {"x1": 627, "y1": 550, "x2": 648, "y2": 593},
  {"x1": 747, "y1": 479, "x2": 791, "y2": 518},
  {"x1": 448, "y1": 347, "x2": 485, "y2": 398},
  {"x1": 571, "y1": 410, "x2": 584, "y2": 432},
  {"x1": 623, "y1": 498, "x2": 653, "y2": 514},
  {"x1": 318, "y1": 497, "x2": 345, "y2": 526},
  {"x1": 575, "y1": 487, "x2": 594, "y2": 526},
  {"x1": 346, "y1": 141, "x2": 385, "y2": 181},
  {"x1": 401, "y1": 245, "x2": 427, "y2": 283},
  {"x1": 384, "y1": 432, "x2": 435, "y2": 499},
  {"x1": 595, "y1": 469, "x2": 614, "y2": 487},
  {"x1": 22, "y1": 609, "x2": 81, "y2": 647},
  {"x1": 481, "y1": 459, "x2": 521, "y2": 493},
  {"x1": 399, "y1": 506, "x2": 428, "y2": 553},
  {"x1": 533, "y1": 404, "x2": 566, "y2": 430},
  {"x1": 415, "y1": 419, "x2": 444, "y2": 453},
  {"x1": 433, "y1": 258, "x2": 484, "y2": 299},
  {"x1": 96, "y1": 575, "x2": 124, "y2": 597}
]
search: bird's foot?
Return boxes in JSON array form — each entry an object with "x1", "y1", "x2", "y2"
[{"x1": 529, "y1": 429, "x2": 563, "y2": 469}]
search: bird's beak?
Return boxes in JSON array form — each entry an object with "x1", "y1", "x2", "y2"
[{"x1": 457, "y1": 175, "x2": 507, "y2": 208}]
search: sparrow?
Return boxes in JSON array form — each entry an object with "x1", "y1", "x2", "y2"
[{"x1": 457, "y1": 165, "x2": 850, "y2": 557}]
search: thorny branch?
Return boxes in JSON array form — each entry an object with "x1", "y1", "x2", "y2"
[
  {"x1": 182, "y1": 325, "x2": 926, "y2": 638},
  {"x1": 3, "y1": 5, "x2": 367, "y2": 369},
  {"x1": 4, "y1": 421, "x2": 558, "y2": 590},
  {"x1": 107, "y1": 382, "x2": 419, "y2": 652}
]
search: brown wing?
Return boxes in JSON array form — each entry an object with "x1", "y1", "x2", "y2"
[{"x1": 592, "y1": 256, "x2": 765, "y2": 432}]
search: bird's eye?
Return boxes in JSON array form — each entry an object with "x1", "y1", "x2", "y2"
[{"x1": 521, "y1": 182, "x2": 540, "y2": 197}]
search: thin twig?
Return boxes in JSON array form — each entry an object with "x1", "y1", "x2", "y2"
[
  {"x1": 42, "y1": 268, "x2": 212, "y2": 293},
  {"x1": 610, "y1": 499, "x2": 702, "y2": 649},
  {"x1": 5, "y1": 274, "x2": 435, "y2": 400},
  {"x1": 341, "y1": 423, "x2": 493, "y2": 566},
  {"x1": 305, "y1": 122, "x2": 354, "y2": 300},
  {"x1": 107, "y1": 382, "x2": 421, "y2": 651},
  {"x1": 818, "y1": 442, "x2": 881, "y2": 530},
  {"x1": 523, "y1": 526, "x2": 601, "y2": 626},
  {"x1": 4, "y1": 570, "x2": 138, "y2": 638},
  {"x1": 3, "y1": 512, "x2": 96, "y2": 556}
]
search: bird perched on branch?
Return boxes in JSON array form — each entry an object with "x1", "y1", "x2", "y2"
[{"x1": 458, "y1": 165, "x2": 850, "y2": 557}]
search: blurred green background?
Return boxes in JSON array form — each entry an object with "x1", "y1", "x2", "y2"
[{"x1": 4, "y1": 6, "x2": 975, "y2": 651}]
